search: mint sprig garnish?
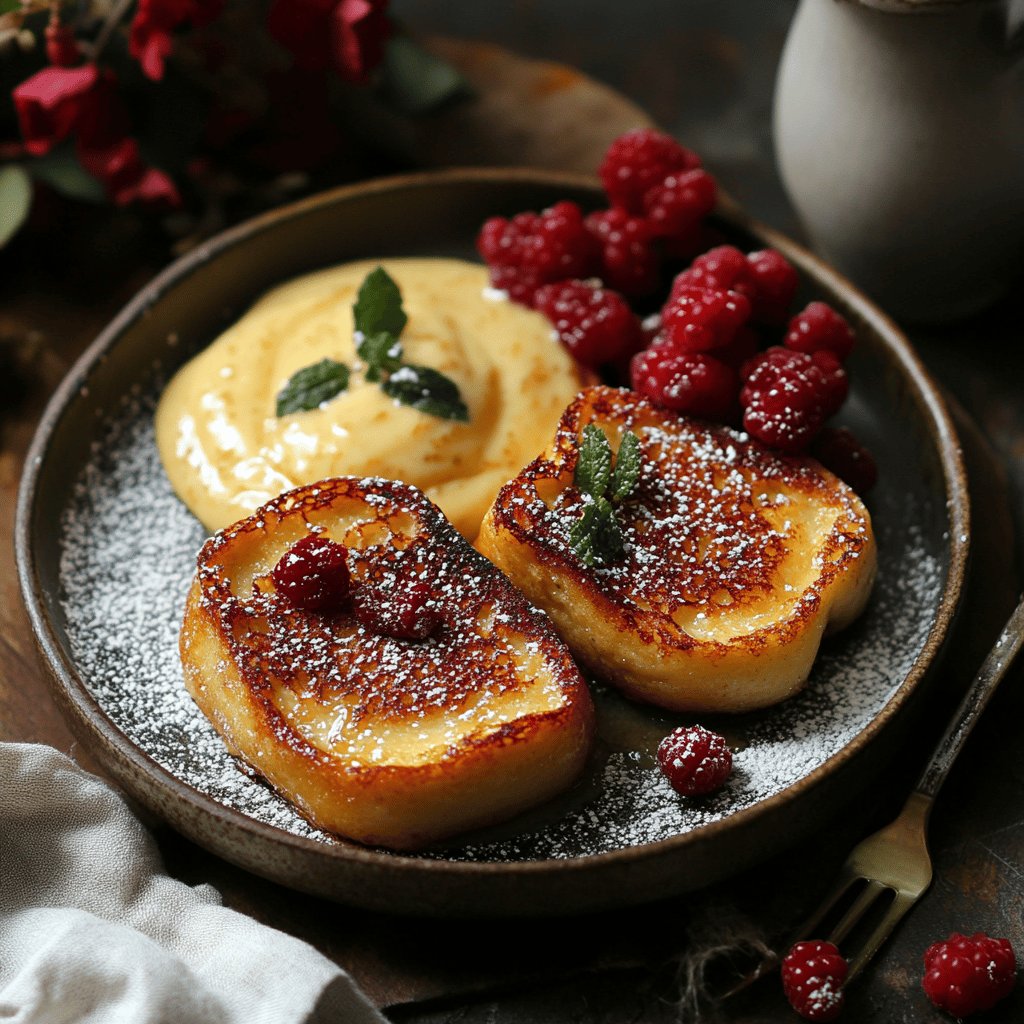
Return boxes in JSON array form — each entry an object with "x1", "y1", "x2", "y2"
[
  {"x1": 276, "y1": 359, "x2": 350, "y2": 416},
  {"x1": 275, "y1": 266, "x2": 469, "y2": 423},
  {"x1": 569, "y1": 426, "x2": 641, "y2": 567}
]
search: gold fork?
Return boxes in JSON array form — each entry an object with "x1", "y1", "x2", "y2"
[{"x1": 740, "y1": 590, "x2": 1024, "y2": 992}]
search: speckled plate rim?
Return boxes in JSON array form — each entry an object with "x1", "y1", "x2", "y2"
[{"x1": 16, "y1": 168, "x2": 969, "y2": 908}]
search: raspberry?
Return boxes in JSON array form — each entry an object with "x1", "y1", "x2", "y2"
[
  {"x1": 782, "y1": 941, "x2": 848, "y2": 1022},
  {"x1": 811, "y1": 428, "x2": 878, "y2": 494},
  {"x1": 661, "y1": 286, "x2": 751, "y2": 353},
  {"x1": 642, "y1": 168, "x2": 717, "y2": 247},
  {"x1": 669, "y1": 245, "x2": 756, "y2": 305},
  {"x1": 922, "y1": 932, "x2": 1016, "y2": 1018},
  {"x1": 785, "y1": 302, "x2": 856, "y2": 362},
  {"x1": 746, "y1": 249, "x2": 799, "y2": 325},
  {"x1": 656, "y1": 724, "x2": 732, "y2": 796},
  {"x1": 631, "y1": 346, "x2": 738, "y2": 420},
  {"x1": 534, "y1": 280, "x2": 643, "y2": 367},
  {"x1": 353, "y1": 577, "x2": 440, "y2": 641},
  {"x1": 741, "y1": 347, "x2": 848, "y2": 453},
  {"x1": 715, "y1": 325, "x2": 760, "y2": 371},
  {"x1": 476, "y1": 201, "x2": 598, "y2": 306},
  {"x1": 585, "y1": 208, "x2": 661, "y2": 296},
  {"x1": 599, "y1": 128, "x2": 700, "y2": 213},
  {"x1": 271, "y1": 534, "x2": 351, "y2": 612}
]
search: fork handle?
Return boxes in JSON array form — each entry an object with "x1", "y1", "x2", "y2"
[{"x1": 915, "y1": 591, "x2": 1024, "y2": 799}]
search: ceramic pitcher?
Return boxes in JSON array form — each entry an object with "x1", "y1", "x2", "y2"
[{"x1": 774, "y1": 0, "x2": 1024, "y2": 322}]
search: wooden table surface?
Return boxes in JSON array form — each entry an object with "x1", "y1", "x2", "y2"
[{"x1": 4, "y1": 4, "x2": 1024, "y2": 1022}]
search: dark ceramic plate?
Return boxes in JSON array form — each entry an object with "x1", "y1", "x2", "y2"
[{"x1": 16, "y1": 170, "x2": 968, "y2": 916}]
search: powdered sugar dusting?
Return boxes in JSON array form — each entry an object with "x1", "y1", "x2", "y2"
[{"x1": 58, "y1": 379, "x2": 944, "y2": 861}]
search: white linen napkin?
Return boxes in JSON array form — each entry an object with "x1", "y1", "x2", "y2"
[{"x1": 0, "y1": 742, "x2": 387, "y2": 1024}]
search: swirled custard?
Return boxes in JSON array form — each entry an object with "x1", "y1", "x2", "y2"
[{"x1": 156, "y1": 258, "x2": 588, "y2": 537}]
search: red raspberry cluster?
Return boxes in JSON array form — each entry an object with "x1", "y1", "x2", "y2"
[
  {"x1": 476, "y1": 129, "x2": 719, "y2": 371},
  {"x1": 922, "y1": 932, "x2": 1017, "y2": 1018},
  {"x1": 271, "y1": 535, "x2": 440, "y2": 640},
  {"x1": 656, "y1": 724, "x2": 732, "y2": 796},
  {"x1": 781, "y1": 941, "x2": 848, "y2": 1022}
]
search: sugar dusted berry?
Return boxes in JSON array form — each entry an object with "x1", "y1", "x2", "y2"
[
  {"x1": 747, "y1": 248, "x2": 799, "y2": 325},
  {"x1": 786, "y1": 302, "x2": 856, "y2": 362},
  {"x1": 534, "y1": 279, "x2": 643, "y2": 367},
  {"x1": 661, "y1": 286, "x2": 751, "y2": 353},
  {"x1": 643, "y1": 168, "x2": 717, "y2": 248},
  {"x1": 811, "y1": 428, "x2": 878, "y2": 494},
  {"x1": 782, "y1": 941, "x2": 848, "y2": 1022},
  {"x1": 922, "y1": 932, "x2": 1016, "y2": 1018},
  {"x1": 669, "y1": 245, "x2": 756, "y2": 305},
  {"x1": 656, "y1": 724, "x2": 732, "y2": 796},
  {"x1": 272, "y1": 534, "x2": 351, "y2": 612},
  {"x1": 585, "y1": 207, "x2": 661, "y2": 297},
  {"x1": 354, "y1": 577, "x2": 441, "y2": 641},
  {"x1": 631, "y1": 347, "x2": 737, "y2": 420},
  {"x1": 599, "y1": 128, "x2": 700, "y2": 213}
]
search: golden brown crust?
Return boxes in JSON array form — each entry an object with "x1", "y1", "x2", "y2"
[
  {"x1": 477, "y1": 386, "x2": 877, "y2": 713},
  {"x1": 181, "y1": 477, "x2": 594, "y2": 849}
]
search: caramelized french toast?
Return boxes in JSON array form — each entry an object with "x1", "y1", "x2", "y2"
[
  {"x1": 477, "y1": 386, "x2": 876, "y2": 713},
  {"x1": 181, "y1": 477, "x2": 595, "y2": 850}
]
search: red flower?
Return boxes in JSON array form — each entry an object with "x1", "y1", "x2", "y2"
[
  {"x1": 268, "y1": 0, "x2": 391, "y2": 82},
  {"x1": 129, "y1": 0, "x2": 225, "y2": 81},
  {"x1": 13, "y1": 65, "x2": 100, "y2": 156},
  {"x1": 78, "y1": 137, "x2": 181, "y2": 208}
]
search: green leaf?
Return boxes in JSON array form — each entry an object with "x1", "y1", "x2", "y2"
[
  {"x1": 30, "y1": 148, "x2": 105, "y2": 204},
  {"x1": 353, "y1": 266, "x2": 407, "y2": 340},
  {"x1": 276, "y1": 359, "x2": 350, "y2": 416},
  {"x1": 574, "y1": 425, "x2": 613, "y2": 499},
  {"x1": 379, "y1": 34, "x2": 472, "y2": 116},
  {"x1": 382, "y1": 364, "x2": 469, "y2": 422},
  {"x1": 609, "y1": 430, "x2": 642, "y2": 501},
  {"x1": 0, "y1": 0, "x2": 23, "y2": 13},
  {"x1": 0, "y1": 165, "x2": 32, "y2": 248},
  {"x1": 357, "y1": 330, "x2": 403, "y2": 382},
  {"x1": 569, "y1": 496, "x2": 624, "y2": 567}
]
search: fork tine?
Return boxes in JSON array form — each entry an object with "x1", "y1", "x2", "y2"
[
  {"x1": 845, "y1": 891, "x2": 919, "y2": 982},
  {"x1": 828, "y1": 879, "x2": 891, "y2": 946},
  {"x1": 797, "y1": 870, "x2": 859, "y2": 940}
]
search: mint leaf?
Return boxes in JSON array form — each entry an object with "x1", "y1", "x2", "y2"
[
  {"x1": 574, "y1": 425, "x2": 613, "y2": 499},
  {"x1": 382, "y1": 364, "x2": 469, "y2": 421},
  {"x1": 357, "y1": 331, "x2": 403, "y2": 382},
  {"x1": 353, "y1": 266, "x2": 407, "y2": 339},
  {"x1": 276, "y1": 359, "x2": 350, "y2": 416},
  {"x1": 379, "y1": 34, "x2": 472, "y2": 116},
  {"x1": 569, "y1": 496, "x2": 624, "y2": 567},
  {"x1": 609, "y1": 430, "x2": 641, "y2": 501}
]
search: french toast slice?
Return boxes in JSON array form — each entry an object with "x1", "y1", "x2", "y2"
[
  {"x1": 181, "y1": 477, "x2": 594, "y2": 850},
  {"x1": 477, "y1": 386, "x2": 876, "y2": 713}
]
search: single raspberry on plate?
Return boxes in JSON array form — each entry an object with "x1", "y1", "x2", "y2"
[
  {"x1": 746, "y1": 248, "x2": 800, "y2": 325},
  {"x1": 353, "y1": 577, "x2": 441, "y2": 641},
  {"x1": 740, "y1": 347, "x2": 848, "y2": 453},
  {"x1": 585, "y1": 207, "x2": 661, "y2": 297},
  {"x1": 785, "y1": 302, "x2": 856, "y2": 362},
  {"x1": 598, "y1": 127, "x2": 701, "y2": 213},
  {"x1": 922, "y1": 932, "x2": 1017, "y2": 1018},
  {"x1": 811, "y1": 427, "x2": 878, "y2": 494},
  {"x1": 272, "y1": 534, "x2": 351, "y2": 612},
  {"x1": 534, "y1": 279, "x2": 643, "y2": 367},
  {"x1": 661, "y1": 285, "x2": 751, "y2": 353},
  {"x1": 631, "y1": 346, "x2": 737, "y2": 420},
  {"x1": 656, "y1": 724, "x2": 733, "y2": 796},
  {"x1": 668, "y1": 245, "x2": 756, "y2": 305},
  {"x1": 476, "y1": 201, "x2": 598, "y2": 306},
  {"x1": 642, "y1": 168, "x2": 717, "y2": 249},
  {"x1": 782, "y1": 941, "x2": 848, "y2": 1022}
]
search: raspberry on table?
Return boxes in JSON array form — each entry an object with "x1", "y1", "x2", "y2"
[
  {"x1": 811, "y1": 427, "x2": 878, "y2": 494},
  {"x1": 598, "y1": 127, "x2": 701, "y2": 213},
  {"x1": 585, "y1": 207, "x2": 661, "y2": 297},
  {"x1": 785, "y1": 302, "x2": 856, "y2": 362},
  {"x1": 782, "y1": 940, "x2": 848, "y2": 1022},
  {"x1": 476, "y1": 201, "x2": 598, "y2": 306},
  {"x1": 353, "y1": 577, "x2": 441, "y2": 641},
  {"x1": 661, "y1": 285, "x2": 751, "y2": 353},
  {"x1": 746, "y1": 248, "x2": 800, "y2": 325},
  {"x1": 271, "y1": 534, "x2": 352, "y2": 612},
  {"x1": 922, "y1": 932, "x2": 1017, "y2": 1018},
  {"x1": 642, "y1": 168, "x2": 717, "y2": 251},
  {"x1": 534, "y1": 279, "x2": 643, "y2": 367},
  {"x1": 741, "y1": 346, "x2": 848, "y2": 452},
  {"x1": 631, "y1": 346, "x2": 737, "y2": 420},
  {"x1": 656, "y1": 724, "x2": 733, "y2": 796}
]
